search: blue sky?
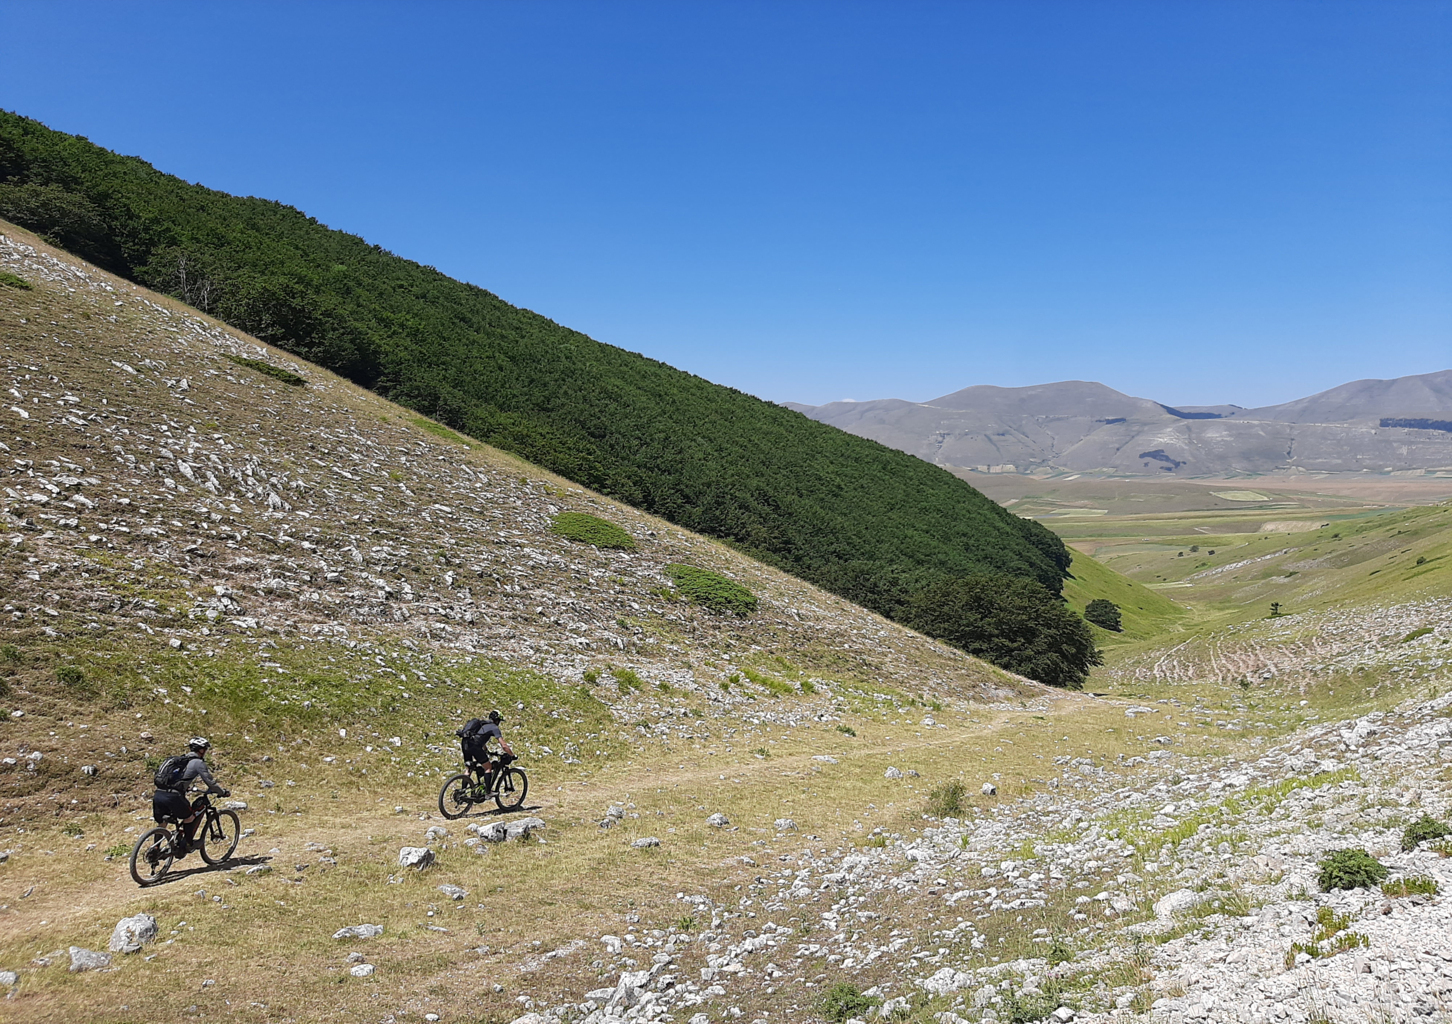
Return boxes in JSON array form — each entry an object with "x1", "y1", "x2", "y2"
[{"x1": 1, "y1": 0, "x2": 1449, "y2": 408}]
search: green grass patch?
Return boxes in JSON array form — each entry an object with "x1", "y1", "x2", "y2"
[
  {"x1": 1382, "y1": 874, "x2": 1439, "y2": 897},
  {"x1": 0, "y1": 270, "x2": 32, "y2": 290},
  {"x1": 1400, "y1": 627, "x2": 1434, "y2": 643},
  {"x1": 550, "y1": 511, "x2": 637, "y2": 551},
  {"x1": 224, "y1": 353, "x2": 306, "y2": 387},
  {"x1": 612, "y1": 666, "x2": 644, "y2": 691},
  {"x1": 666, "y1": 564, "x2": 757, "y2": 615},
  {"x1": 818, "y1": 982, "x2": 878, "y2": 1023},
  {"x1": 407, "y1": 416, "x2": 472, "y2": 446}
]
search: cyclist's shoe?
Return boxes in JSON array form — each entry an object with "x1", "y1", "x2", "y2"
[{"x1": 175, "y1": 836, "x2": 193, "y2": 859}]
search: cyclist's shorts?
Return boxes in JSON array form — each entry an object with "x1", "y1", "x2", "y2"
[{"x1": 152, "y1": 788, "x2": 193, "y2": 824}]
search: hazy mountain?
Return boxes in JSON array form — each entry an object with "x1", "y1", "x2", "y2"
[
  {"x1": 789, "y1": 371, "x2": 1452, "y2": 477},
  {"x1": 1234, "y1": 369, "x2": 1452, "y2": 423}
]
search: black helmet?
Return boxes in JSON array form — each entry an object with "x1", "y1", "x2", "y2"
[
  {"x1": 188, "y1": 736, "x2": 211, "y2": 754},
  {"x1": 487, "y1": 710, "x2": 503, "y2": 725}
]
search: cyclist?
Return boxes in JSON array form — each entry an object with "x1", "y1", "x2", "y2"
[
  {"x1": 456, "y1": 710, "x2": 513, "y2": 790},
  {"x1": 151, "y1": 736, "x2": 229, "y2": 856}
]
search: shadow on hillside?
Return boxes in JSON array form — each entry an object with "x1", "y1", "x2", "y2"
[
  {"x1": 455, "y1": 803, "x2": 544, "y2": 819},
  {"x1": 141, "y1": 853, "x2": 272, "y2": 887}
]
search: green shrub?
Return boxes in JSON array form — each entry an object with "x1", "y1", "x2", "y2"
[
  {"x1": 1084, "y1": 598, "x2": 1123, "y2": 632},
  {"x1": 550, "y1": 511, "x2": 637, "y2": 551},
  {"x1": 57, "y1": 665, "x2": 89, "y2": 691},
  {"x1": 800, "y1": 679, "x2": 816, "y2": 694},
  {"x1": 0, "y1": 270, "x2": 32, "y2": 290},
  {"x1": 1401, "y1": 814, "x2": 1451, "y2": 851},
  {"x1": 224, "y1": 353, "x2": 305, "y2": 386},
  {"x1": 926, "y1": 779, "x2": 966, "y2": 817},
  {"x1": 581, "y1": 667, "x2": 600, "y2": 685},
  {"x1": 104, "y1": 842, "x2": 131, "y2": 859},
  {"x1": 1399, "y1": 627, "x2": 1434, "y2": 643},
  {"x1": 666, "y1": 564, "x2": 757, "y2": 616},
  {"x1": 1047, "y1": 936, "x2": 1074, "y2": 966},
  {"x1": 1317, "y1": 848, "x2": 1388, "y2": 891},
  {"x1": 1382, "y1": 874, "x2": 1439, "y2": 897},
  {"x1": 0, "y1": 644, "x2": 19, "y2": 663},
  {"x1": 818, "y1": 982, "x2": 878, "y2": 1023},
  {"x1": 612, "y1": 667, "x2": 643, "y2": 691},
  {"x1": 835, "y1": 724, "x2": 856, "y2": 737}
]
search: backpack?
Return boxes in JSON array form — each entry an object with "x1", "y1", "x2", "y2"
[
  {"x1": 154, "y1": 754, "x2": 197, "y2": 792},
  {"x1": 456, "y1": 718, "x2": 487, "y2": 741}
]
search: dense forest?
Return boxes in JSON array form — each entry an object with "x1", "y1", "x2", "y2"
[{"x1": 0, "y1": 110, "x2": 1082, "y2": 672}]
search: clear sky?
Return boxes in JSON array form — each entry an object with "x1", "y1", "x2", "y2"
[{"x1": 1, "y1": 1, "x2": 1449, "y2": 408}]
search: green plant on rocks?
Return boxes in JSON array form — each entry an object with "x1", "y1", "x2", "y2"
[
  {"x1": 926, "y1": 779, "x2": 966, "y2": 817},
  {"x1": 818, "y1": 981, "x2": 878, "y2": 1023},
  {"x1": 1400, "y1": 813, "x2": 1451, "y2": 852},
  {"x1": 666, "y1": 564, "x2": 757, "y2": 616},
  {"x1": 1382, "y1": 874, "x2": 1440, "y2": 897},
  {"x1": 550, "y1": 511, "x2": 638, "y2": 551},
  {"x1": 1317, "y1": 847, "x2": 1388, "y2": 891}
]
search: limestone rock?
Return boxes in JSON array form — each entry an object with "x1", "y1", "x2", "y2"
[
  {"x1": 333, "y1": 924, "x2": 383, "y2": 940},
  {"x1": 108, "y1": 912, "x2": 158, "y2": 954},
  {"x1": 398, "y1": 846, "x2": 435, "y2": 869},
  {"x1": 67, "y1": 947, "x2": 111, "y2": 972}
]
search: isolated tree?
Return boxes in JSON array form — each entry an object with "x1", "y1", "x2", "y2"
[
  {"x1": 904, "y1": 575, "x2": 1102, "y2": 689},
  {"x1": 1269, "y1": 602, "x2": 1283, "y2": 617},
  {"x1": 1084, "y1": 599, "x2": 1123, "y2": 632}
]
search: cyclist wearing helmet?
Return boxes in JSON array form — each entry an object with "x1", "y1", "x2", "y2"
[
  {"x1": 151, "y1": 737, "x2": 230, "y2": 856},
  {"x1": 455, "y1": 710, "x2": 513, "y2": 788}
]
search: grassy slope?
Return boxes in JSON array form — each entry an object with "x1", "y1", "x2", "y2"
[
  {"x1": 2, "y1": 225, "x2": 1450, "y2": 1024},
  {"x1": 0, "y1": 111, "x2": 1070, "y2": 618},
  {"x1": 1061, "y1": 549, "x2": 1189, "y2": 646},
  {"x1": 0, "y1": 222, "x2": 1073, "y2": 1022}
]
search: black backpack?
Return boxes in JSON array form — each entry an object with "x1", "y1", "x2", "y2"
[
  {"x1": 456, "y1": 718, "x2": 487, "y2": 741},
  {"x1": 154, "y1": 753, "x2": 197, "y2": 792}
]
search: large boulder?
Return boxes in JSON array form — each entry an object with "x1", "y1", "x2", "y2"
[
  {"x1": 479, "y1": 817, "x2": 545, "y2": 843},
  {"x1": 108, "y1": 913, "x2": 158, "y2": 954},
  {"x1": 398, "y1": 847, "x2": 435, "y2": 870}
]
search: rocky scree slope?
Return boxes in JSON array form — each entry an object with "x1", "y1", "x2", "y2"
[
  {"x1": 0, "y1": 225, "x2": 1025, "y2": 817},
  {"x1": 500, "y1": 692, "x2": 1452, "y2": 1024}
]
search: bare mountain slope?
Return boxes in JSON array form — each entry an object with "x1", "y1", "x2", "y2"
[
  {"x1": 1235, "y1": 368, "x2": 1452, "y2": 423},
  {"x1": 791, "y1": 374, "x2": 1452, "y2": 477}
]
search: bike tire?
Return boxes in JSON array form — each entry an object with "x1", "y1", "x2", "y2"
[
  {"x1": 201, "y1": 809, "x2": 241, "y2": 865},
  {"x1": 130, "y1": 827, "x2": 175, "y2": 886},
  {"x1": 495, "y1": 767, "x2": 528, "y2": 812},
  {"x1": 438, "y1": 772, "x2": 475, "y2": 819}
]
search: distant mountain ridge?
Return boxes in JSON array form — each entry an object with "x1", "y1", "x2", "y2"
[{"x1": 786, "y1": 370, "x2": 1452, "y2": 477}]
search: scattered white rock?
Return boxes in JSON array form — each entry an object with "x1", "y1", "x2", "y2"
[
  {"x1": 632, "y1": 836, "x2": 661, "y2": 848},
  {"x1": 706, "y1": 813, "x2": 730, "y2": 827},
  {"x1": 398, "y1": 846, "x2": 435, "y2": 870},
  {"x1": 349, "y1": 963, "x2": 375, "y2": 978},
  {"x1": 883, "y1": 766, "x2": 904, "y2": 779},
  {"x1": 438, "y1": 884, "x2": 467, "y2": 900}
]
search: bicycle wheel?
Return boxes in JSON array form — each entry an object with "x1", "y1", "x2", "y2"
[
  {"x1": 130, "y1": 827, "x2": 175, "y2": 886},
  {"x1": 201, "y1": 809, "x2": 241, "y2": 865},
  {"x1": 438, "y1": 772, "x2": 476, "y2": 819},
  {"x1": 495, "y1": 767, "x2": 528, "y2": 812}
]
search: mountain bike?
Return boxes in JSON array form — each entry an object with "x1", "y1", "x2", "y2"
[
  {"x1": 129, "y1": 796, "x2": 241, "y2": 886},
  {"x1": 438, "y1": 754, "x2": 528, "y2": 819}
]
